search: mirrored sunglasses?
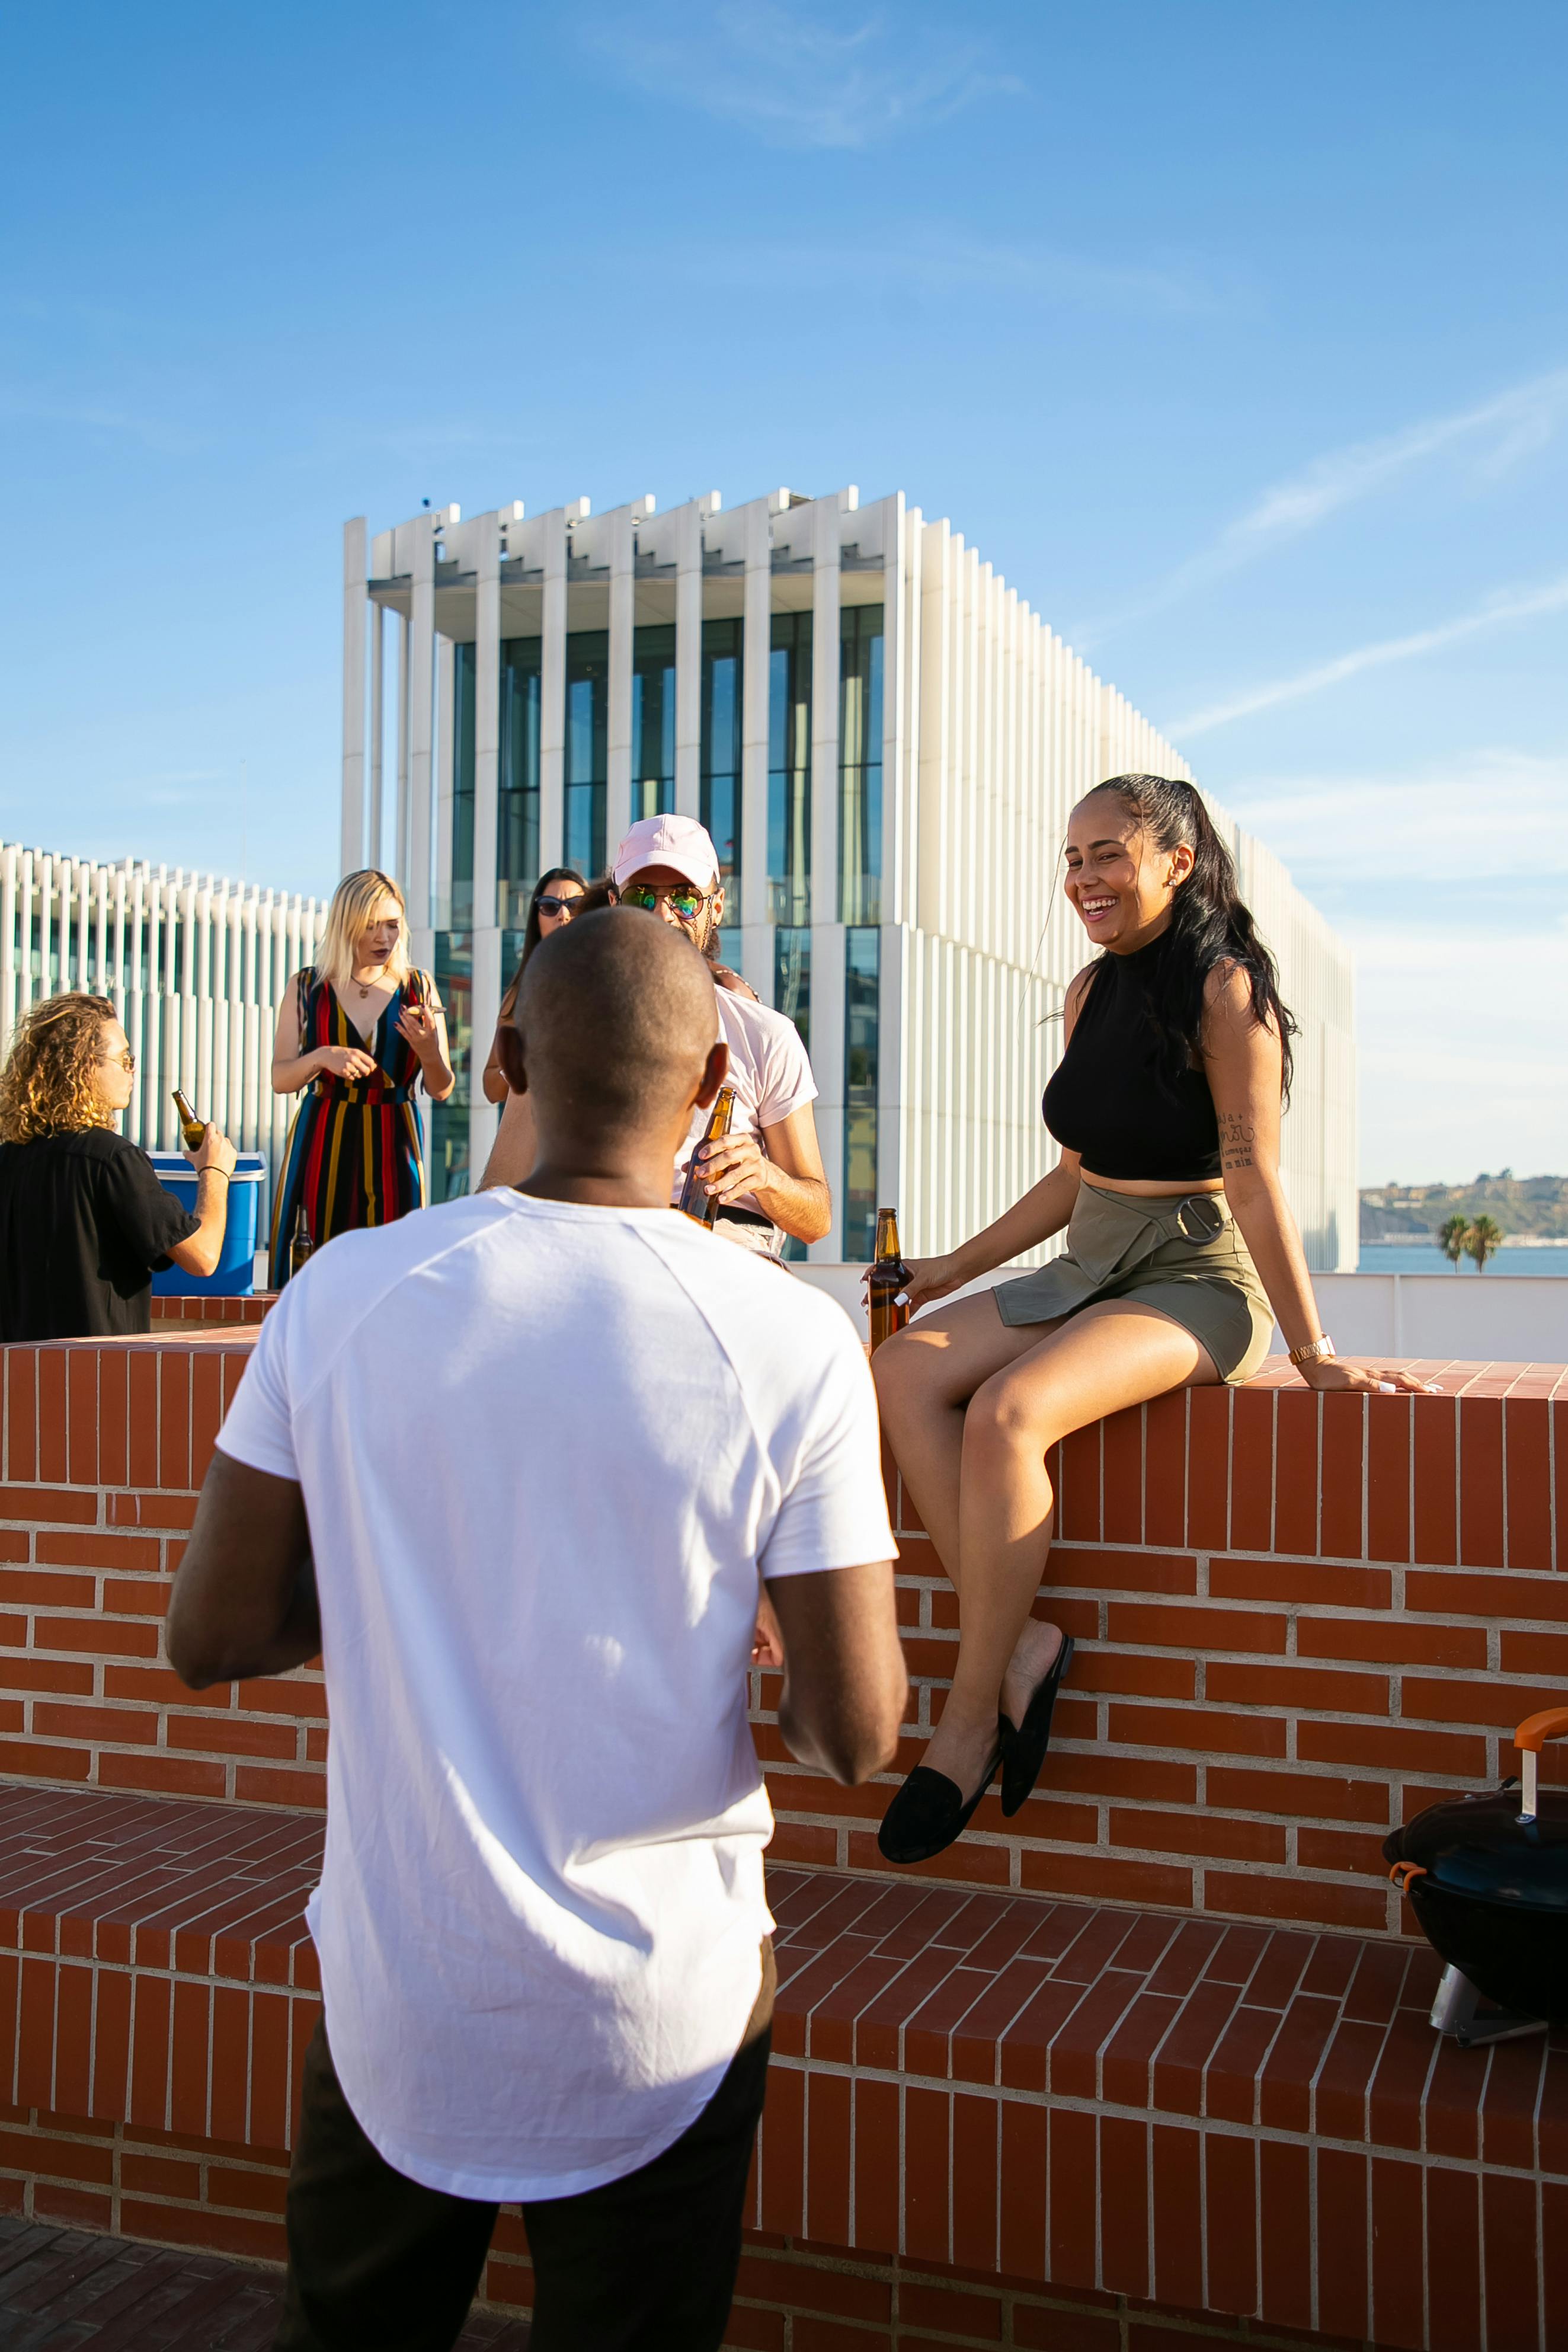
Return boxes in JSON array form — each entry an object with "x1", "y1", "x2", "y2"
[{"x1": 620, "y1": 883, "x2": 710, "y2": 923}]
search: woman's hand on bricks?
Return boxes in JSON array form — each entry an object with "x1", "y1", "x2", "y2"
[
  {"x1": 1298, "y1": 1356, "x2": 1440, "y2": 1396},
  {"x1": 313, "y1": 1043, "x2": 378, "y2": 1081}
]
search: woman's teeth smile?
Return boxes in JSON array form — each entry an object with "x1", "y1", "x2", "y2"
[{"x1": 1081, "y1": 896, "x2": 1117, "y2": 922}]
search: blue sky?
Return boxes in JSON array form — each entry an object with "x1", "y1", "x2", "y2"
[{"x1": 2, "y1": 0, "x2": 1564, "y2": 1183}]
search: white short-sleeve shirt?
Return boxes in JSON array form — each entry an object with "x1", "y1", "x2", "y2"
[
  {"x1": 216, "y1": 1191, "x2": 892, "y2": 2202},
  {"x1": 671, "y1": 989, "x2": 817, "y2": 1225}
]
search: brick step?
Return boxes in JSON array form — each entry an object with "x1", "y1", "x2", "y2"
[{"x1": 2, "y1": 1781, "x2": 1564, "y2": 2348}]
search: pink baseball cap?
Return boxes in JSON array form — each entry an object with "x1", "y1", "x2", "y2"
[{"x1": 612, "y1": 813, "x2": 720, "y2": 893}]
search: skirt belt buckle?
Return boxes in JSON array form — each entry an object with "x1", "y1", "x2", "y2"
[{"x1": 1175, "y1": 1195, "x2": 1225, "y2": 1244}]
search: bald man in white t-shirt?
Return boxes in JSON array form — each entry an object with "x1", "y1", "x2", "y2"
[{"x1": 167, "y1": 907, "x2": 904, "y2": 2352}]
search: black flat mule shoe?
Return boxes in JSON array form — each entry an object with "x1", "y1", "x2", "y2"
[
  {"x1": 999, "y1": 1634, "x2": 1076, "y2": 1817},
  {"x1": 876, "y1": 1738, "x2": 1003, "y2": 1866}
]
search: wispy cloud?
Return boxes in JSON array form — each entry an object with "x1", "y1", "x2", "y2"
[
  {"x1": 1169, "y1": 572, "x2": 1568, "y2": 739},
  {"x1": 1227, "y1": 750, "x2": 1568, "y2": 884},
  {"x1": 0, "y1": 386, "x2": 206, "y2": 458},
  {"x1": 689, "y1": 228, "x2": 1227, "y2": 317},
  {"x1": 583, "y1": 1, "x2": 1023, "y2": 148},
  {"x1": 1081, "y1": 364, "x2": 1568, "y2": 645}
]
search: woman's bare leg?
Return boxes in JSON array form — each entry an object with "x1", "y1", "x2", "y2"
[
  {"x1": 921, "y1": 1300, "x2": 1219, "y2": 1795},
  {"x1": 872, "y1": 1294, "x2": 1057, "y2": 1577}
]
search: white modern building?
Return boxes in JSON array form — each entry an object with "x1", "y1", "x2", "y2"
[
  {"x1": 341, "y1": 488, "x2": 1358, "y2": 1267},
  {"x1": 0, "y1": 842, "x2": 324, "y2": 1200}
]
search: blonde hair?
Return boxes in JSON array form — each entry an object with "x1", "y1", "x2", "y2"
[
  {"x1": 0, "y1": 993, "x2": 120, "y2": 1143},
  {"x1": 314, "y1": 870, "x2": 411, "y2": 997}
]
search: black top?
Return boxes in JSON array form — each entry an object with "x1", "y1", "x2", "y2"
[
  {"x1": 1043, "y1": 931, "x2": 1222, "y2": 1181},
  {"x1": 0, "y1": 1129, "x2": 200, "y2": 1342}
]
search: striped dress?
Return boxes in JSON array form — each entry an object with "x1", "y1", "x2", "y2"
[{"x1": 268, "y1": 967, "x2": 434, "y2": 1289}]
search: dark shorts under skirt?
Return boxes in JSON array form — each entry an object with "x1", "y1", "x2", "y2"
[{"x1": 992, "y1": 1181, "x2": 1275, "y2": 1385}]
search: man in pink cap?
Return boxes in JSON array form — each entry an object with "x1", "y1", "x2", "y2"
[
  {"x1": 484, "y1": 817, "x2": 830, "y2": 1257},
  {"x1": 609, "y1": 814, "x2": 830, "y2": 1255}
]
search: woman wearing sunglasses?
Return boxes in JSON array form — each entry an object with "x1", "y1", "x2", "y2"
[
  {"x1": 480, "y1": 869, "x2": 588, "y2": 1105},
  {"x1": 0, "y1": 992, "x2": 238, "y2": 1340}
]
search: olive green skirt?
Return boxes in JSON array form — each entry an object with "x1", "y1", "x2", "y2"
[{"x1": 993, "y1": 1182, "x2": 1274, "y2": 1385}]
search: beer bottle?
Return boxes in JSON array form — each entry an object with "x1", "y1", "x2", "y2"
[
  {"x1": 171, "y1": 1089, "x2": 206, "y2": 1150},
  {"x1": 868, "y1": 1207, "x2": 912, "y2": 1353},
  {"x1": 678, "y1": 1087, "x2": 737, "y2": 1228},
  {"x1": 289, "y1": 1201, "x2": 315, "y2": 1282}
]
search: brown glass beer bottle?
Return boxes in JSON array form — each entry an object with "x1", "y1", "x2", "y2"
[
  {"x1": 172, "y1": 1089, "x2": 206, "y2": 1150},
  {"x1": 678, "y1": 1087, "x2": 737, "y2": 1228},
  {"x1": 868, "y1": 1207, "x2": 911, "y2": 1352},
  {"x1": 289, "y1": 1201, "x2": 315, "y2": 1281}
]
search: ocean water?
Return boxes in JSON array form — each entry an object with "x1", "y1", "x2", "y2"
[{"x1": 1356, "y1": 1242, "x2": 1568, "y2": 1277}]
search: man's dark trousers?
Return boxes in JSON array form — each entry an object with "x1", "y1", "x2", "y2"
[{"x1": 274, "y1": 1953, "x2": 774, "y2": 2352}]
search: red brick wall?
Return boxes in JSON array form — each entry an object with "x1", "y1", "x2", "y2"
[
  {"x1": 0, "y1": 1337, "x2": 328, "y2": 1811},
  {"x1": 0, "y1": 2118, "x2": 1383, "y2": 2352},
  {"x1": 1, "y1": 1341, "x2": 1564, "y2": 1938},
  {"x1": 760, "y1": 1364, "x2": 1567, "y2": 1937},
  {"x1": 151, "y1": 1296, "x2": 272, "y2": 1326}
]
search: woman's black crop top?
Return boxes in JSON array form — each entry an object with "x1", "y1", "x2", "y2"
[{"x1": 1042, "y1": 932, "x2": 1221, "y2": 1181}]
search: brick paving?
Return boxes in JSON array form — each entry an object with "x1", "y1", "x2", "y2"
[{"x1": 0, "y1": 2216, "x2": 530, "y2": 2349}]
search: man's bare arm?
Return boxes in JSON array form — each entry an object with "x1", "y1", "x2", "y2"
[
  {"x1": 165, "y1": 1453, "x2": 321, "y2": 1689},
  {"x1": 764, "y1": 1560, "x2": 905, "y2": 1784},
  {"x1": 477, "y1": 1087, "x2": 537, "y2": 1192},
  {"x1": 697, "y1": 1102, "x2": 832, "y2": 1245}
]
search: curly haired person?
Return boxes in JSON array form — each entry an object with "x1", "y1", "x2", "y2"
[{"x1": 0, "y1": 992, "x2": 236, "y2": 1340}]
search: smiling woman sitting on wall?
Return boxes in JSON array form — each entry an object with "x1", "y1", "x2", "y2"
[
  {"x1": 0, "y1": 990, "x2": 238, "y2": 1341},
  {"x1": 872, "y1": 773, "x2": 1436, "y2": 1870}
]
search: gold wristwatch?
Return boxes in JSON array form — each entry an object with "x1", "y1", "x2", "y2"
[{"x1": 1288, "y1": 1335, "x2": 1336, "y2": 1367}]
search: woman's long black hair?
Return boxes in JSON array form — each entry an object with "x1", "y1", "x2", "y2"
[
  {"x1": 498, "y1": 867, "x2": 589, "y2": 1021},
  {"x1": 1084, "y1": 774, "x2": 1297, "y2": 1099}
]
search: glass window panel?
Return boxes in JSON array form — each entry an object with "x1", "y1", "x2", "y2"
[
  {"x1": 498, "y1": 637, "x2": 542, "y2": 928},
  {"x1": 565, "y1": 631, "x2": 609, "y2": 879},
  {"x1": 842, "y1": 927, "x2": 880, "y2": 1261},
  {"x1": 767, "y1": 611, "x2": 811, "y2": 926},
  {"x1": 632, "y1": 623, "x2": 677, "y2": 820},
  {"x1": 702, "y1": 616, "x2": 743, "y2": 958},
  {"x1": 773, "y1": 926, "x2": 811, "y2": 1056},
  {"x1": 838, "y1": 605, "x2": 884, "y2": 926},
  {"x1": 431, "y1": 929, "x2": 473, "y2": 1204},
  {"x1": 770, "y1": 923, "x2": 813, "y2": 1267},
  {"x1": 451, "y1": 643, "x2": 476, "y2": 928}
]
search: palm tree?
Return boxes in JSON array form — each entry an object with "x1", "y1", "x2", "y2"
[
  {"x1": 1438, "y1": 1213, "x2": 1469, "y2": 1269},
  {"x1": 1465, "y1": 1214, "x2": 1504, "y2": 1271}
]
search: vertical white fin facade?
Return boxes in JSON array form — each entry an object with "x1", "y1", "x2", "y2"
[
  {"x1": 350, "y1": 490, "x2": 1358, "y2": 1266},
  {"x1": 0, "y1": 848, "x2": 325, "y2": 1219}
]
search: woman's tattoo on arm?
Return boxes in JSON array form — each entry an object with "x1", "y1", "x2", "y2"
[{"x1": 1219, "y1": 1110, "x2": 1256, "y2": 1171}]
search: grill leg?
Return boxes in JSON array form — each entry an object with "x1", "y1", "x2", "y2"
[
  {"x1": 1430, "y1": 1962, "x2": 1547, "y2": 2048},
  {"x1": 1430, "y1": 1964, "x2": 1479, "y2": 2035}
]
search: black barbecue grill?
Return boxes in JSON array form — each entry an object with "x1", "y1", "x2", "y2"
[{"x1": 1384, "y1": 1706, "x2": 1568, "y2": 2047}]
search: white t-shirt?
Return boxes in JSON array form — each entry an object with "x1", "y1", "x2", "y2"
[
  {"x1": 215, "y1": 1191, "x2": 892, "y2": 2202},
  {"x1": 673, "y1": 989, "x2": 817, "y2": 1229}
]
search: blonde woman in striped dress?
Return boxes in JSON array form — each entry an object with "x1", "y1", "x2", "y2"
[{"x1": 268, "y1": 870, "x2": 453, "y2": 1287}]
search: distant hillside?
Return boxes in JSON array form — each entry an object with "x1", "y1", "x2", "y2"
[{"x1": 1360, "y1": 1172, "x2": 1568, "y2": 1242}]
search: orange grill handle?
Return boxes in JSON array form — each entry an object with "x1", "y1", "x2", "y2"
[
  {"x1": 1388, "y1": 1862, "x2": 1427, "y2": 1895},
  {"x1": 1513, "y1": 1708, "x2": 1568, "y2": 1754},
  {"x1": 1513, "y1": 1709, "x2": 1568, "y2": 1822}
]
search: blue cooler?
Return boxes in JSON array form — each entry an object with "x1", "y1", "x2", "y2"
[{"x1": 148, "y1": 1151, "x2": 268, "y2": 1298}]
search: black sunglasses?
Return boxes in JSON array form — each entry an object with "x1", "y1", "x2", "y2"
[{"x1": 535, "y1": 894, "x2": 580, "y2": 919}]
